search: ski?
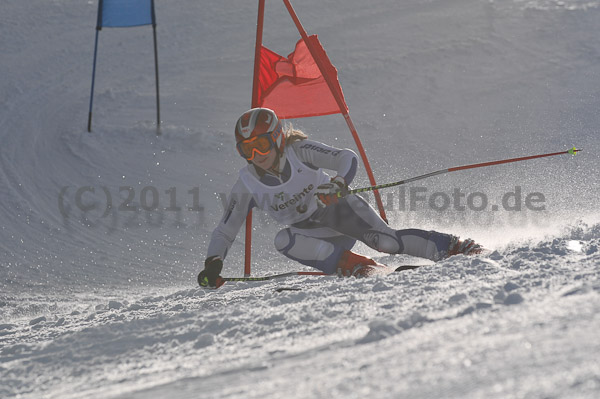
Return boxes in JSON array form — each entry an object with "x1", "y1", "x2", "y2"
[{"x1": 394, "y1": 265, "x2": 421, "y2": 271}]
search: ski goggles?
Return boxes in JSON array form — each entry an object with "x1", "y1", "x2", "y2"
[{"x1": 236, "y1": 128, "x2": 282, "y2": 160}]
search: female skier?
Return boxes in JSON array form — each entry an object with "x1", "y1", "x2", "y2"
[{"x1": 198, "y1": 108, "x2": 481, "y2": 288}]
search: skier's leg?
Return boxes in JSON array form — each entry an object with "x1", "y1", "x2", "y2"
[
  {"x1": 311, "y1": 195, "x2": 457, "y2": 261},
  {"x1": 273, "y1": 227, "x2": 356, "y2": 274}
]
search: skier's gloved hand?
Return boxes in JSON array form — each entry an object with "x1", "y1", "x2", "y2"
[
  {"x1": 198, "y1": 256, "x2": 225, "y2": 288},
  {"x1": 315, "y1": 176, "x2": 348, "y2": 208}
]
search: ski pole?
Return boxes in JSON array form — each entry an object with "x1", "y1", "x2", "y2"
[
  {"x1": 222, "y1": 271, "x2": 326, "y2": 282},
  {"x1": 339, "y1": 147, "x2": 581, "y2": 198},
  {"x1": 222, "y1": 265, "x2": 424, "y2": 283}
]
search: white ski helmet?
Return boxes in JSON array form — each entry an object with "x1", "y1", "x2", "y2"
[{"x1": 234, "y1": 108, "x2": 285, "y2": 160}]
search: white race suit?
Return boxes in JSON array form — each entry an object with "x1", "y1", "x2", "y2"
[{"x1": 206, "y1": 139, "x2": 454, "y2": 274}]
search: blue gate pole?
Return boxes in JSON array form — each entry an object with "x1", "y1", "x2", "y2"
[
  {"x1": 88, "y1": 28, "x2": 100, "y2": 133},
  {"x1": 151, "y1": 0, "x2": 161, "y2": 134}
]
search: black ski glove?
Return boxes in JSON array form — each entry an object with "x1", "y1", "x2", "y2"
[
  {"x1": 198, "y1": 256, "x2": 225, "y2": 288},
  {"x1": 315, "y1": 176, "x2": 348, "y2": 207}
]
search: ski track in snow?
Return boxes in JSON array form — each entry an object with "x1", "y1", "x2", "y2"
[{"x1": 1, "y1": 0, "x2": 600, "y2": 398}]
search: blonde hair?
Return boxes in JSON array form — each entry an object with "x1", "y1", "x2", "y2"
[{"x1": 284, "y1": 123, "x2": 308, "y2": 146}]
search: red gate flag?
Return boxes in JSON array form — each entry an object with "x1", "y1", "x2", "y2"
[{"x1": 256, "y1": 35, "x2": 348, "y2": 119}]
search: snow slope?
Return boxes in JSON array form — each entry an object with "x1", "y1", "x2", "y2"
[
  {"x1": 1, "y1": 0, "x2": 599, "y2": 398},
  {"x1": 2, "y1": 224, "x2": 600, "y2": 399}
]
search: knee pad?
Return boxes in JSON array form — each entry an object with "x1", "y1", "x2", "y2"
[{"x1": 274, "y1": 229, "x2": 293, "y2": 253}]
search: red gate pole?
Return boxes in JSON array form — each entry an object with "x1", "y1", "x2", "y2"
[
  {"x1": 282, "y1": 0, "x2": 388, "y2": 223},
  {"x1": 244, "y1": 0, "x2": 266, "y2": 277},
  {"x1": 252, "y1": 0, "x2": 266, "y2": 108}
]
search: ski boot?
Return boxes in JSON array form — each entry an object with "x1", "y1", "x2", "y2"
[
  {"x1": 445, "y1": 236, "x2": 483, "y2": 258},
  {"x1": 336, "y1": 250, "x2": 387, "y2": 277}
]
